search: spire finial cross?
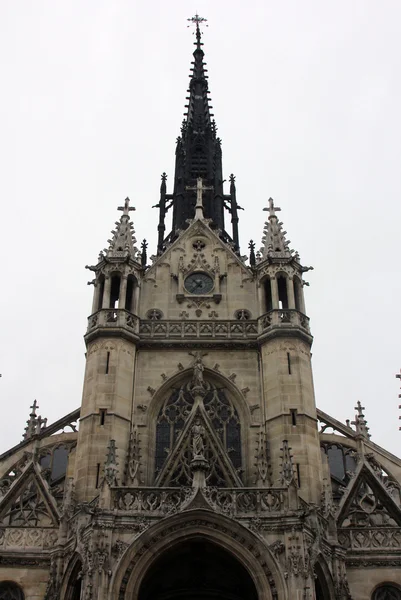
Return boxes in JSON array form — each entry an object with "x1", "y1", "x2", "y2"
[
  {"x1": 187, "y1": 14, "x2": 208, "y2": 46},
  {"x1": 263, "y1": 197, "x2": 281, "y2": 218},
  {"x1": 118, "y1": 197, "x2": 136, "y2": 217},
  {"x1": 186, "y1": 177, "x2": 214, "y2": 220}
]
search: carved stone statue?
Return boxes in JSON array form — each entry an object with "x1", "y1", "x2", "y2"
[
  {"x1": 191, "y1": 419, "x2": 206, "y2": 459},
  {"x1": 192, "y1": 354, "x2": 204, "y2": 388}
]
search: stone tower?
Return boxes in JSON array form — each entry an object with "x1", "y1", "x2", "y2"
[{"x1": 0, "y1": 14, "x2": 400, "y2": 600}]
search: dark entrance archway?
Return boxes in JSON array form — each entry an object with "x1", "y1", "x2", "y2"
[{"x1": 138, "y1": 539, "x2": 258, "y2": 600}]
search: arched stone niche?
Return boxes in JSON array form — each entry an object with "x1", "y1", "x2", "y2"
[
  {"x1": 111, "y1": 510, "x2": 287, "y2": 600},
  {"x1": 59, "y1": 553, "x2": 83, "y2": 600}
]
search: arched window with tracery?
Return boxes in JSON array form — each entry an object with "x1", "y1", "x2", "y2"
[
  {"x1": 372, "y1": 584, "x2": 401, "y2": 600},
  {"x1": 0, "y1": 582, "x2": 24, "y2": 600},
  {"x1": 155, "y1": 379, "x2": 242, "y2": 487}
]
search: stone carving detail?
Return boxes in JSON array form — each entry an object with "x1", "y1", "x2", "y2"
[
  {"x1": 286, "y1": 529, "x2": 305, "y2": 577},
  {"x1": 115, "y1": 488, "x2": 192, "y2": 516},
  {"x1": 139, "y1": 320, "x2": 258, "y2": 339},
  {"x1": 204, "y1": 487, "x2": 284, "y2": 516},
  {"x1": 112, "y1": 539, "x2": 129, "y2": 560},
  {"x1": 338, "y1": 527, "x2": 401, "y2": 550},
  {"x1": 0, "y1": 527, "x2": 58, "y2": 550},
  {"x1": 280, "y1": 440, "x2": 295, "y2": 486},
  {"x1": 103, "y1": 440, "x2": 119, "y2": 487},
  {"x1": 255, "y1": 428, "x2": 271, "y2": 486},
  {"x1": 146, "y1": 308, "x2": 163, "y2": 320},
  {"x1": 234, "y1": 309, "x2": 251, "y2": 320},
  {"x1": 123, "y1": 428, "x2": 141, "y2": 486}
]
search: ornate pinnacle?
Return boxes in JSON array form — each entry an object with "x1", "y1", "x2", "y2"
[
  {"x1": 351, "y1": 401, "x2": 370, "y2": 439},
  {"x1": 248, "y1": 240, "x2": 256, "y2": 267}
]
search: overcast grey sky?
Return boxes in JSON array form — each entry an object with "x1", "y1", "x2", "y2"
[{"x1": 1, "y1": 1, "x2": 400, "y2": 457}]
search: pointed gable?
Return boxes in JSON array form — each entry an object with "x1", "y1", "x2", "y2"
[
  {"x1": 337, "y1": 460, "x2": 401, "y2": 528},
  {"x1": 0, "y1": 461, "x2": 60, "y2": 528}
]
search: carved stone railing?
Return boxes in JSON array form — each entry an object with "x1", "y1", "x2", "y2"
[
  {"x1": 258, "y1": 309, "x2": 310, "y2": 334},
  {"x1": 338, "y1": 527, "x2": 401, "y2": 552},
  {"x1": 112, "y1": 486, "x2": 290, "y2": 518},
  {"x1": 138, "y1": 320, "x2": 258, "y2": 340},
  {"x1": 87, "y1": 309, "x2": 139, "y2": 334},
  {"x1": 0, "y1": 527, "x2": 58, "y2": 551}
]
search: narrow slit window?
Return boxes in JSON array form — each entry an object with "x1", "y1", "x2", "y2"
[
  {"x1": 95, "y1": 463, "x2": 101, "y2": 488},
  {"x1": 290, "y1": 408, "x2": 297, "y2": 426},
  {"x1": 105, "y1": 351, "x2": 110, "y2": 374},
  {"x1": 296, "y1": 463, "x2": 301, "y2": 487},
  {"x1": 99, "y1": 409, "x2": 107, "y2": 426},
  {"x1": 287, "y1": 352, "x2": 292, "y2": 374}
]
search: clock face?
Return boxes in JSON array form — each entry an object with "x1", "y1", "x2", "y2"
[{"x1": 184, "y1": 272, "x2": 214, "y2": 295}]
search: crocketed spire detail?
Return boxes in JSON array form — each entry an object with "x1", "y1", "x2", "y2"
[
  {"x1": 106, "y1": 197, "x2": 139, "y2": 260},
  {"x1": 258, "y1": 197, "x2": 293, "y2": 261},
  {"x1": 156, "y1": 15, "x2": 241, "y2": 254}
]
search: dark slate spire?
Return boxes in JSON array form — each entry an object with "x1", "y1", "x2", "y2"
[{"x1": 156, "y1": 15, "x2": 240, "y2": 253}]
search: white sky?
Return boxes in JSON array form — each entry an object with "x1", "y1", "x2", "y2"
[{"x1": 1, "y1": 1, "x2": 400, "y2": 458}]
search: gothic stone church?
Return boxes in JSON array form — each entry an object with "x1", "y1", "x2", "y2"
[{"x1": 1, "y1": 17, "x2": 400, "y2": 600}]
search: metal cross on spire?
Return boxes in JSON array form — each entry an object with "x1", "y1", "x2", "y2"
[
  {"x1": 187, "y1": 13, "x2": 208, "y2": 46},
  {"x1": 118, "y1": 197, "x2": 136, "y2": 217},
  {"x1": 263, "y1": 197, "x2": 281, "y2": 218}
]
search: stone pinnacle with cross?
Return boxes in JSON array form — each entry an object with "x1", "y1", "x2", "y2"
[
  {"x1": 118, "y1": 197, "x2": 136, "y2": 217},
  {"x1": 263, "y1": 197, "x2": 281, "y2": 219}
]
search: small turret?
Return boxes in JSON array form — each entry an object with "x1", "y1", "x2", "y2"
[{"x1": 85, "y1": 197, "x2": 142, "y2": 342}]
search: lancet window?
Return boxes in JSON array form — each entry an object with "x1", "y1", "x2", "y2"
[{"x1": 155, "y1": 380, "x2": 242, "y2": 487}]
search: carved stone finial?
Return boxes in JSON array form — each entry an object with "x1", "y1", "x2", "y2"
[
  {"x1": 258, "y1": 199, "x2": 295, "y2": 261},
  {"x1": 351, "y1": 401, "x2": 370, "y2": 439},
  {"x1": 23, "y1": 400, "x2": 47, "y2": 440},
  {"x1": 103, "y1": 197, "x2": 139, "y2": 260}
]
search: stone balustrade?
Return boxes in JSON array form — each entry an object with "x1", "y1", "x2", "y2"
[
  {"x1": 0, "y1": 527, "x2": 58, "y2": 550},
  {"x1": 112, "y1": 486, "x2": 290, "y2": 518},
  {"x1": 87, "y1": 309, "x2": 139, "y2": 333},
  {"x1": 87, "y1": 309, "x2": 310, "y2": 340},
  {"x1": 259, "y1": 309, "x2": 310, "y2": 334},
  {"x1": 338, "y1": 527, "x2": 401, "y2": 551},
  {"x1": 139, "y1": 320, "x2": 258, "y2": 340}
]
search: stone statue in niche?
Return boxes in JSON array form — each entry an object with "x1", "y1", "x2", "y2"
[
  {"x1": 191, "y1": 419, "x2": 206, "y2": 460},
  {"x1": 192, "y1": 354, "x2": 205, "y2": 388}
]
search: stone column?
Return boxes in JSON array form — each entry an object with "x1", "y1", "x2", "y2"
[
  {"x1": 91, "y1": 283, "x2": 99, "y2": 314},
  {"x1": 271, "y1": 277, "x2": 279, "y2": 309},
  {"x1": 118, "y1": 276, "x2": 128, "y2": 309},
  {"x1": 287, "y1": 277, "x2": 296, "y2": 309},
  {"x1": 102, "y1": 277, "x2": 111, "y2": 309}
]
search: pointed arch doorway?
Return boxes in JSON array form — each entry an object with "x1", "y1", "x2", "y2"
[{"x1": 138, "y1": 538, "x2": 258, "y2": 600}]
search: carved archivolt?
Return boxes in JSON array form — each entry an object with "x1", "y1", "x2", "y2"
[{"x1": 112, "y1": 510, "x2": 286, "y2": 600}]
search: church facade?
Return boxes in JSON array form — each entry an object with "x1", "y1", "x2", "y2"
[{"x1": 0, "y1": 17, "x2": 400, "y2": 600}]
